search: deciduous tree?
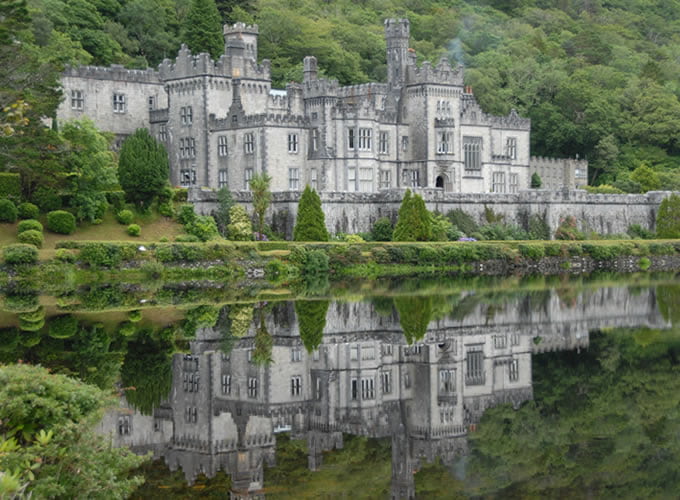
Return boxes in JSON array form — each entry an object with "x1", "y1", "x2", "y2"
[{"x1": 118, "y1": 128, "x2": 169, "y2": 208}]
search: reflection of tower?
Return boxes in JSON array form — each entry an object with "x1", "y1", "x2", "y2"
[{"x1": 391, "y1": 423, "x2": 415, "y2": 500}]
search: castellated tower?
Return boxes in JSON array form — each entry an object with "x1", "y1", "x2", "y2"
[
  {"x1": 385, "y1": 18, "x2": 411, "y2": 89},
  {"x1": 224, "y1": 22, "x2": 259, "y2": 61}
]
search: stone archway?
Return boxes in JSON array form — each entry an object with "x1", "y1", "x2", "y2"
[{"x1": 436, "y1": 175, "x2": 445, "y2": 188}]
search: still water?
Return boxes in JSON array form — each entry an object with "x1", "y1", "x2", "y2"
[{"x1": 2, "y1": 273, "x2": 680, "y2": 498}]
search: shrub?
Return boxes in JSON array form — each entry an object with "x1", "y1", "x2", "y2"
[
  {"x1": 116, "y1": 209, "x2": 134, "y2": 225},
  {"x1": 0, "y1": 172, "x2": 21, "y2": 199},
  {"x1": 344, "y1": 234, "x2": 365, "y2": 243},
  {"x1": 119, "y1": 321, "x2": 136, "y2": 337},
  {"x1": 3, "y1": 293, "x2": 39, "y2": 312},
  {"x1": 126, "y1": 223, "x2": 141, "y2": 236},
  {"x1": 528, "y1": 214, "x2": 551, "y2": 240},
  {"x1": 174, "y1": 188, "x2": 188, "y2": 202},
  {"x1": 371, "y1": 246, "x2": 391, "y2": 264},
  {"x1": 627, "y1": 224, "x2": 654, "y2": 239},
  {"x1": 55, "y1": 248, "x2": 77, "y2": 263},
  {"x1": 639, "y1": 257, "x2": 651, "y2": 270},
  {"x1": 227, "y1": 205, "x2": 252, "y2": 241},
  {"x1": 656, "y1": 193, "x2": 680, "y2": 238},
  {"x1": 266, "y1": 258, "x2": 294, "y2": 281},
  {"x1": 544, "y1": 243, "x2": 563, "y2": 257},
  {"x1": 46, "y1": 210, "x2": 76, "y2": 234},
  {"x1": 158, "y1": 185, "x2": 174, "y2": 203},
  {"x1": 431, "y1": 213, "x2": 453, "y2": 241},
  {"x1": 32, "y1": 185, "x2": 62, "y2": 212},
  {"x1": 79, "y1": 243, "x2": 132, "y2": 268},
  {"x1": 0, "y1": 198, "x2": 18, "y2": 222},
  {"x1": 554, "y1": 216, "x2": 583, "y2": 240},
  {"x1": 49, "y1": 315, "x2": 79, "y2": 339},
  {"x1": 3, "y1": 244, "x2": 38, "y2": 264},
  {"x1": 141, "y1": 260, "x2": 164, "y2": 279},
  {"x1": 175, "y1": 234, "x2": 201, "y2": 243},
  {"x1": 371, "y1": 217, "x2": 393, "y2": 241},
  {"x1": 17, "y1": 202, "x2": 39, "y2": 220},
  {"x1": 158, "y1": 202, "x2": 174, "y2": 217},
  {"x1": 17, "y1": 229, "x2": 44, "y2": 248},
  {"x1": 118, "y1": 128, "x2": 169, "y2": 207},
  {"x1": 531, "y1": 172, "x2": 542, "y2": 188},
  {"x1": 128, "y1": 310, "x2": 142, "y2": 322},
  {"x1": 584, "y1": 184, "x2": 624, "y2": 194},
  {"x1": 418, "y1": 245, "x2": 441, "y2": 264},
  {"x1": 519, "y1": 244, "x2": 545, "y2": 260},
  {"x1": 303, "y1": 249, "x2": 330, "y2": 276},
  {"x1": 17, "y1": 219, "x2": 43, "y2": 234},
  {"x1": 294, "y1": 186, "x2": 329, "y2": 241},
  {"x1": 105, "y1": 191, "x2": 126, "y2": 210},
  {"x1": 186, "y1": 215, "x2": 219, "y2": 241},
  {"x1": 649, "y1": 242, "x2": 674, "y2": 256},
  {"x1": 177, "y1": 204, "x2": 196, "y2": 225},
  {"x1": 447, "y1": 209, "x2": 479, "y2": 236}
]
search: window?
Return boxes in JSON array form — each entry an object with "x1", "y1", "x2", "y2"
[
  {"x1": 439, "y1": 369, "x2": 456, "y2": 393},
  {"x1": 492, "y1": 171, "x2": 506, "y2": 193},
  {"x1": 118, "y1": 415, "x2": 131, "y2": 436},
  {"x1": 289, "y1": 168, "x2": 300, "y2": 190},
  {"x1": 509, "y1": 359, "x2": 519, "y2": 381},
  {"x1": 180, "y1": 106, "x2": 193, "y2": 126},
  {"x1": 244, "y1": 133, "x2": 255, "y2": 154},
  {"x1": 382, "y1": 344, "x2": 393, "y2": 357},
  {"x1": 437, "y1": 100, "x2": 451, "y2": 116},
  {"x1": 506, "y1": 137, "x2": 517, "y2": 160},
  {"x1": 148, "y1": 96, "x2": 156, "y2": 111},
  {"x1": 244, "y1": 168, "x2": 253, "y2": 189},
  {"x1": 401, "y1": 136, "x2": 408, "y2": 152},
  {"x1": 180, "y1": 168, "x2": 196, "y2": 186},
  {"x1": 311, "y1": 129, "x2": 319, "y2": 152},
  {"x1": 466, "y1": 346, "x2": 485, "y2": 385},
  {"x1": 291, "y1": 347, "x2": 301, "y2": 362},
  {"x1": 437, "y1": 131, "x2": 452, "y2": 154},
  {"x1": 509, "y1": 173, "x2": 519, "y2": 194},
  {"x1": 362, "y1": 346, "x2": 375, "y2": 360},
  {"x1": 218, "y1": 169, "x2": 228, "y2": 188},
  {"x1": 179, "y1": 137, "x2": 196, "y2": 158},
  {"x1": 494, "y1": 335, "x2": 507, "y2": 349},
  {"x1": 113, "y1": 93, "x2": 126, "y2": 113},
  {"x1": 463, "y1": 136, "x2": 482, "y2": 171},
  {"x1": 347, "y1": 167, "x2": 356, "y2": 192},
  {"x1": 218, "y1": 136, "x2": 228, "y2": 157},
  {"x1": 511, "y1": 333, "x2": 520, "y2": 346},
  {"x1": 358, "y1": 128, "x2": 372, "y2": 150},
  {"x1": 247, "y1": 377, "x2": 258, "y2": 398},
  {"x1": 291, "y1": 376, "x2": 302, "y2": 396},
  {"x1": 359, "y1": 168, "x2": 373, "y2": 192},
  {"x1": 288, "y1": 133, "x2": 299, "y2": 153},
  {"x1": 404, "y1": 372, "x2": 411, "y2": 389},
  {"x1": 71, "y1": 90, "x2": 84, "y2": 110},
  {"x1": 381, "y1": 370, "x2": 392, "y2": 394},
  {"x1": 350, "y1": 345, "x2": 359, "y2": 361},
  {"x1": 361, "y1": 378, "x2": 375, "y2": 400},
  {"x1": 379, "y1": 131, "x2": 388, "y2": 154},
  {"x1": 183, "y1": 372, "x2": 199, "y2": 392},
  {"x1": 221, "y1": 374, "x2": 231, "y2": 395},
  {"x1": 184, "y1": 407, "x2": 198, "y2": 423},
  {"x1": 158, "y1": 125, "x2": 168, "y2": 142},
  {"x1": 348, "y1": 128, "x2": 355, "y2": 150},
  {"x1": 403, "y1": 170, "x2": 419, "y2": 188},
  {"x1": 315, "y1": 378, "x2": 322, "y2": 400},
  {"x1": 379, "y1": 170, "x2": 391, "y2": 189},
  {"x1": 351, "y1": 378, "x2": 358, "y2": 400},
  {"x1": 310, "y1": 168, "x2": 318, "y2": 190}
]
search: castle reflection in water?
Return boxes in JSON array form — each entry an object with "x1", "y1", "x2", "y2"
[{"x1": 99, "y1": 286, "x2": 666, "y2": 499}]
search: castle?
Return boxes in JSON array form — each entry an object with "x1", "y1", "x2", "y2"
[{"x1": 58, "y1": 18, "x2": 566, "y2": 195}]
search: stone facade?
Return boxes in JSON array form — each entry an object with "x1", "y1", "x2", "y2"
[
  {"x1": 58, "y1": 19, "x2": 534, "y2": 194},
  {"x1": 530, "y1": 156, "x2": 589, "y2": 190}
]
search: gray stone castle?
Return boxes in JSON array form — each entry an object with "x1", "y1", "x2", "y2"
[{"x1": 58, "y1": 19, "x2": 551, "y2": 194}]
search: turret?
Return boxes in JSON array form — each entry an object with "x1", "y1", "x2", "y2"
[
  {"x1": 303, "y1": 56, "x2": 318, "y2": 82},
  {"x1": 384, "y1": 19, "x2": 410, "y2": 89},
  {"x1": 224, "y1": 22, "x2": 259, "y2": 60}
]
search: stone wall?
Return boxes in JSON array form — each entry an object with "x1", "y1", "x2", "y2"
[{"x1": 190, "y1": 187, "x2": 675, "y2": 238}]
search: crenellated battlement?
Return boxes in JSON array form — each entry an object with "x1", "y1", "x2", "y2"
[
  {"x1": 337, "y1": 82, "x2": 388, "y2": 98},
  {"x1": 384, "y1": 18, "x2": 410, "y2": 43},
  {"x1": 224, "y1": 22, "x2": 259, "y2": 36},
  {"x1": 158, "y1": 45, "x2": 271, "y2": 81},
  {"x1": 531, "y1": 156, "x2": 588, "y2": 166},
  {"x1": 303, "y1": 78, "x2": 340, "y2": 98},
  {"x1": 211, "y1": 112, "x2": 309, "y2": 130},
  {"x1": 408, "y1": 59, "x2": 463, "y2": 86},
  {"x1": 63, "y1": 64, "x2": 161, "y2": 84}
]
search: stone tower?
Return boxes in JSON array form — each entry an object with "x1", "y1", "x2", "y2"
[
  {"x1": 385, "y1": 18, "x2": 411, "y2": 89},
  {"x1": 224, "y1": 22, "x2": 259, "y2": 61}
]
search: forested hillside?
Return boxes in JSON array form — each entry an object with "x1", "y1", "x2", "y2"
[{"x1": 9, "y1": 0, "x2": 680, "y2": 187}]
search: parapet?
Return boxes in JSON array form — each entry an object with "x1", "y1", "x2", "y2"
[
  {"x1": 408, "y1": 58, "x2": 464, "y2": 86},
  {"x1": 224, "y1": 22, "x2": 259, "y2": 36},
  {"x1": 384, "y1": 18, "x2": 410, "y2": 42},
  {"x1": 63, "y1": 64, "x2": 161, "y2": 84},
  {"x1": 158, "y1": 45, "x2": 270, "y2": 81}
]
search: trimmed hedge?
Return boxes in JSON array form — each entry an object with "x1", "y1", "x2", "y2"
[
  {"x1": 0, "y1": 173, "x2": 21, "y2": 199},
  {"x1": 17, "y1": 219, "x2": 43, "y2": 234},
  {"x1": 17, "y1": 202, "x2": 39, "y2": 220},
  {"x1": 17, "y1": 229, "x2": 44, "y2": 248},
  {"x1": 116, "y1": 209, "x2": 134, "y2": 225},
  {"x1": 79, "y1": 242, "x2": 138, "y2": 268},
  {"x1": 0, "y1": 198, "x2": 18, "y2": 222},
  {"x1": 127, "y1": 224, "x2": 141, "y2": 236},
  {"x1": 3, "y1": 243, "x2": 38, "y2": 264},
  {"x1": 47, "y1": 210, "x2": 76, "y2": 234}
]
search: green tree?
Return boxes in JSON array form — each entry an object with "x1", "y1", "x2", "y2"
[
  {"x1": 182, "y1": 0, "x2": 223, "y2": 59},
  {"x1": 295, "y1": 299, "x2": 329, "y2": 353},
  {"x1": 250, "y1": 172, "x2": 272, "y2": 237},
  {"x1": 656, "y1": 193, "x2": 680, "y2": 239},
  {"x1": 393, "y1": 189, "x2": 432, "y2": 241},
  {"x1": 118, "y1": 128, "x2": 169, "y2": 208},
  {"x1": 293, "y1": 185, "x2": 328, "y2": 241},
  {"x1": 531, "y1": 172, "x2": 542, "y2": 188},
  {"x1": 227, "y1": 204, "x2": 252, "y2": 240},
  {"x1": 630, "y1": 163, "x2": 661, "y2": 193},
  {"x1": 252, "y1": 307, "x2": 273, "y2": 365},
  {"x1": 213, "y1": 186, "x2": 234, "y2": 237}
]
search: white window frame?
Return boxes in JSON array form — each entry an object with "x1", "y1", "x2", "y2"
[
  {"x1": 180, "y1": 168, "x2": 196, "y2": 186},
  {"x1": 439, "y1": 369, "x2": 456, "y2": 393},
  {"x1": 244, "y1": 168, "x2": 253, "y2": 190},
  {"x1": 158, "y1": 125, "x2": 168, "y2": 142},
  {"x1": 359, "y1": 167, "x2": 373, "y2": 192},
  {"x1": 401, "y1": 136, "x2": 408, "y2": 152},
  {"x1": 379, "y1": 170, "x2": 391, "y2": 189},
  {"x1": 509, "y1": 359, "x2": 519, "y2": 382},
  {"x1": 291, "y1": 376, "x2": 302, "y2": 396},
  {"x1": 288, "y1": 133, "x2": 299, "y2": 153},
  {"x1": 180, "y1": 106, "x2": 193, "y2": 126},
  {"x1": 217, "y1": 135, "x2": 228, "y2": 157},
  {"x1": 247, "y1": 377, "x2": 258, "y2": 398},
  {"x1": 509, "y1": 173, "x2": 519, "y2": 194},
  {"x1": 218, "y1": 169, "x2": 228, "y2": 188},
  {"x1": 221, "y1": 374, "x2": 231, "y2": 395},
  {"x1": 492, "y1": 171, "x2": 506, "y2": 193},
  {"x1": 379, "y1": 131, "x2": 388, "y2": 154},
  {"x1": 291, "y1": 347, "x2": 302, "y2": 362},
  {"x1": 381, "y1": 370, "x2": 392, "y2": 394},
  {"x1": 113, "y1": 93, "x2": 126, "y2": 113},
  {"x1": 506, "y1": 137, "x2": 517, "y2": 160},
  {"x1": 244, "y1": 133, "x2": 255, "y2": 154},
  {"x1": 361, "y1": 377, "x2": 375, "y2": 400},
  {"x1": 289, "y1": 168, "x2": 300, "y2": 191},
  {"x1": 358, "y1": 128, "x2": 372, "y2": 151},
  {"x1": 437, "y1": 131, "x2": 452, "y2": 154},
  {"x1": 71, "y1": 90, "x2": 84, "y2": 110}
]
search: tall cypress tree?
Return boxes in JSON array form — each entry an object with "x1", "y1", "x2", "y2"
[
  {"x1": 293, "y1": 185, "x2": 329, "y2": 241},
  {"x1": 393, "y1": 189, "x2": 432, "y2": 241},
  {"x1": 295, "y1": 299, "x2": 330, "y2": 353},
  {"x1": 118, "y1": 128, "x2": 169, "y2": 208},
  {"x1": 182, "y1": 0, "x2": 223, "y2": 59}
]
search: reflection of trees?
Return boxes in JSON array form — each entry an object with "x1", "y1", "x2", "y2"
[
  {"x1": 72, "y1": 323, "x2": 123, "y2": 389},
  {"x1": 229, "y1": 304, "x2": 254, "y2": 338},
  {"x1": 295, "y1": 300, "x2": 329, "y2": 353},
  {"x1": 394, "y1": 296, "x2": 432, "y2": 344},
  {"x1": 466, "y1": 329, "x2": 680, "y2": 498},
  {"x1": 252, "y1": 307, "x2": 273, "y2": 365},
  {"x1": 121, "y1": 328, "x2": 173, "y2": 415},
  {"x1": 656, "y1": 285, "x2": 680, "y2": 325}
]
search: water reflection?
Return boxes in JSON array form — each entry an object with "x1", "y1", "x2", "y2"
[{"x1": 97, "y1": 285, "x2": 669, "y2": 498}]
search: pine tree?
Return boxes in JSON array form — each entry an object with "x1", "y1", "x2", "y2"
[
  {"x1": 293, "y1": 185, "x2": 328, "y2": 241},
  {"x1": 392, "y1": 189, "x2": 432, "y2": 241},
  {"x1": 182, "y1": 0, "x2": 223, "y2": 59},
  {"x1": 118, "y1": 128, "x2": 169, "y2": 208},
  {"x1": 531, "y1": 172, "x2": 542, "y2": 189},
  {"x1": 295, "y1": 299, "x2": 329, "y2": 353}
]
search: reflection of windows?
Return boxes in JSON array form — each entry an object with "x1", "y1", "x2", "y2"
[
  {"x1": 463, "y1": 136, "x2": 482, "y2": 170},
  {"x1": 358, "y1": 128, "x2": 372, "y2": 150},
  {"x1": 466, "y1": 346, "x2": 485, "y2": 385},
  {"x1": 247, "y1": 377, "x2": 258, "y2": 398},
  {"x1": 71, "y1": 90, "x2": 84, "y2": 110},
  {"x1": 509, "y1": 359, "x2": 519, "y2": 381},
  {"x1": 439, "y1": 369, "x2": 456, "y2": 393},
  {"x1": 218, "y1": 136, "x2": 228, "y2": 156},
  {"x1": 361, "y1": 378, "x2": 375, "y2": 399},
  {"x1": 184, "y1": 407, "x2": 198, "y2": 423},
  {"x1": 288, "y1": 133, "x2": 299, "y2": 153},
  {"x1": 221, "y1": 374, "x2": 231, "y2": 395},
  {"x1": 291, "y1": 376, "x2": 302, "y2": 396},
  {"x1": 118, "y1": 415, "x2": 131, "y2": 435},
  {"x1": 381, "y1": 370, "x2": 392, "y2": 394},
  {"x1": 509, "y1": 173, "x2": 519, "y2": 194}
]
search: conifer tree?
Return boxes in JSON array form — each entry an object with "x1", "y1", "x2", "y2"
[
  {"x1": 293, "y1": 185, "x2": 328, "y2": 241},
  {"x1": 656, "y1": 193, "x2": 680, "y2": 238},
  {"x1": 531, "y1": 172, "x2": 542, "y2": 189},
  {"x1": 118, "y1": 128, "x2": 169, "y2": 208},
  {"x1": 392, "y1": 189, "x2": 432, "y2": 241},
  {"x1": 182, "y1": 0, "x2": 223, "y2": 60},
  {"x1": 295, "y1": 299, "x2": 330, "y2": 353}
]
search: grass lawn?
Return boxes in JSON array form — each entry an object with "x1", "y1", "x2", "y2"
[{"x1": 0, "y1": 210, "x2": 185, "y2": 250}]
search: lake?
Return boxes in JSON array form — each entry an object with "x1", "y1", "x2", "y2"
[{"x1": 2, "y1": 272, "x2": 679, "y2": 498}]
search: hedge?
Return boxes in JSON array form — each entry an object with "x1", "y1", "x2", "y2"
[
  {"x1": 116, "y1": 209, "x2": 134, "y2": 225},
  {"x1": 17, "y1": 202, "x2": 39, "y2": 220},
  {"x1": 17, "y1": 229, "x2": 44, "y2": 248},
  {"x1": 17, "y1": 219, "x2": 43, "y2": 234},
  {"x1": 0, "y1": 198, "x2": 17, "y2": 222},
  {"x1": 47, "y1": 210, "x2": 76, "y2": 234},
  {"x1": 3, "y1": 243, "x2": 38, "y2": 264},
  {"x1": 79, "y1": 242, "x2": 138, "y2": 268},
  {"x1": 0, "y1": 173, "x2": 21, "y2": 199},
  {"x1": 127, "y1": 224, "x2": 141, "y2": 236}
]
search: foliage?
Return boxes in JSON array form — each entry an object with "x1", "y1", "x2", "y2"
[
  {"x1": 295, "y1": 299, "x2": 329, "y2": 353},
  {"x1": 182, "y1": 0, "x2": 223, "y2": 59},
  {"x1": 48, "y1": 315, "x2": 78, "y2": 339},
  {"x1": 630, "y1": 164, "x2": 661, "y2": 193},
  {"x1": 294, "y1": 186, "x2": 328, "y2": 241},
  {"x1": 447, "y1": 209, "x2": 479, "y2": 237},
  {"x1": 116, "y1": 209, "x2": 134, "y2": 225},
  {"x1": 430, "y1": 213, "x2": 454, "y2": 241},
  {"x1": 628, "y1": 224, "x2": 655, "y2": 239},
  {"x1": 252, "y1": 310, "x2": 273, "y2": 365},
  {"x1": 118, "y1": 129, "x2": 169, "y2": 208},
  {"x1": 228, "y1": 303, "x2": 254, "y2": 338},
  {"x1": 0, "y1": 174, "x2": 21, "y2": 200},
  {"x1": 176, "y1": 204, "x2": 196, "y2": 226},
  {"x1": 655, "y1": 194, "x2": 680, "y2": 239},
  {"x1": 54, "y1": 248, "x2": 77, "y2": 263},
  {"x1": 213, "y1": 187, "x2": 234, "y2": 236},
  {"x1": 584, "y1": 184, "x2": 625, "y2": 194},
  {"x1": 46, "y1": 210, "x2": 76, "y2": 234},
  {"x1": 371, "y1": 217, "x2": 393, "y2": 242},
  {"x1": 0, "y1": 364, "x2": 146, "y2": 499},
  {"x1": 79, "y1": 242, "x2": 137, "y2": 268},
  {"x1": 17, "y1": 219, "x2": 42, "y2": 234},
  {"x1": 17, "y1": 229, "x2": 44, "y2": 248},
  {"x1": 127, "y1": 223, "x2": 141, "y2": 236},
  {"x1": 393, "y1": 190, "x2": 432, "y2": 241},
  {"x1": 186, "y1": 215, "x2": 219, "y2": 241},
  {"x1": 227, "y1": 204, "x2": 252, "y2": 241},
  {"x1": 0, "y1": 198, "x2": 17, "y2": 222},
  {"x1": 527, "y1": 214, "x2": 551, "y2": 240},
  {"x1": 554, "y1": 216, "x2": 584, "y2": 241},
  {"x1": 3, "y1": 243, "x2": 38, "y2": 264},
  {"x1": 394, "y1": 295, "x2": 432, "y2": 344},
  {"x1": 17, "y1": 202, "x2": 38, "y2": 219},
  {"x1": 250, "y1": 173, "x2": 272, "y2": 237},
  {"x1": 530, "y1": 172, "x2": 542, "y2": 189}
]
